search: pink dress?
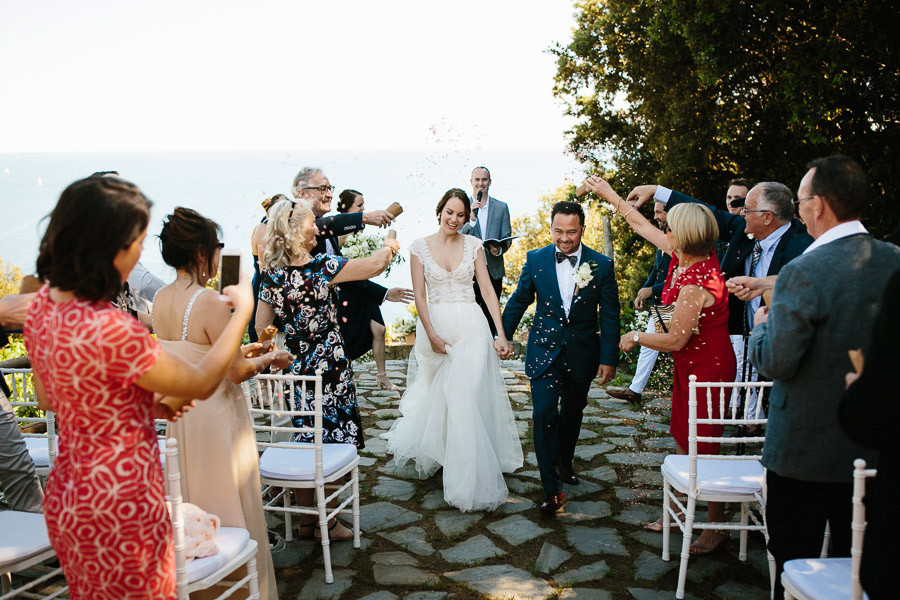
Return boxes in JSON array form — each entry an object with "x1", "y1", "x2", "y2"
[{"x1": 24, "y1": 286, "x2": 174, "y2": 600}]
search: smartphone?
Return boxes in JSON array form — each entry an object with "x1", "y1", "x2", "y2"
[{"x1": 218, "y1": 249, "x2": 242, "y2": 293}]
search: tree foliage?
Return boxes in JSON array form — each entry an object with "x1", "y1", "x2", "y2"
[{"x1": 553, "y1": 0, "x2": 900, "y2": 237}]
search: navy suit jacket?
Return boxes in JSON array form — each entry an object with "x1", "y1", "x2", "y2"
[
  {"x1": 501, "y1": 244, "x2": 619, "y2": 382},
  {"x1": 667, "y1": 190, "x2": 812, "y2": 334},
  {"x1": 314, "y1": 213, "x2": 387, "y2": 305},
  {"x1": 641, "y1": 248, "x2": 671, "y2": 304}
]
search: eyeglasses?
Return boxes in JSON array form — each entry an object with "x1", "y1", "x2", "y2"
[
  {"x1": 740, "y1": 207, "x2": 772, "y2": 215},
  {"x1": 793, "y1": 194, "x2": 817, "y2": 206},
  {"x1": 216, "y1": 242, "x2": 225, "y2": 249},
  {"x1": 728, "y1": 197, "x2": 746, "y2": 209},
  {"x1": 303, "y1": 185, "x2": 335, "y2": 194}
]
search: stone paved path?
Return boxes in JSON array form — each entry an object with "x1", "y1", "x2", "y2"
[{"x1": 269, "y1": 359, "x2": 771, "y2": 600}]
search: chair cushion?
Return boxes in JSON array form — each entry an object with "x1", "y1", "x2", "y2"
[
  {"x1": 24, "y1": 437, "x2": 53, "y2": 467},
  {"x1": 259, "y1": 443, "x2": 358, "y2": 481},
  {"x1": 0, "y1": 511, "x2": 53, "y2": 569},
  {"x1": 782, "y1": 557, "x2": 869, "y2": 600},
  {"x1": 186, "y1": 527, "x2": 250, "y2": 583},
  {"x1": 662, "y1": 455, "x2": 764, "y2": 496},
  {"x1": 159, "y1": 438, "x2": 167, "y2": 466}
]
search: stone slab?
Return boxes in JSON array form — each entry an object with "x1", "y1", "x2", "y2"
[
  {"x1": 634, "y1": 550, "x2": 678, "y2": 581},
  {"x1": 373, "y1": 564, "x2": 440, "y2": 586},
  {"x1": 444, "y1": 565, "x2": 555, "y2": 600},
  {"x1": 372, "y1": 476, "x2": 416, "y2": 501},
  {"x1": 712, "y1": 581, "x2": 771, "y2": 600},
  {"x1": 359, "y1": 502, "x2": 421, "y2": 532},
  {"x1": 608, "y1": 437, "x2": 637, "y2": 447},
  {"x1": 605, "y1": 425, "x2": 640, "y2": 435},
  {"x1": 329, "y1": 537, "x2": 371, "y2": 567},
  {"x1": 421, "y1": 490, "x2": 449, "y2": 510},
  {"x1": 271, "y1": 539, "x2": 317, "y2": 569},
  {"x1": 578, "y1": 428, "x2": 599, "y2": 439},
  {"x1": 358, "y1": 592, "x2": 397, "y2": 600},
  {"x1": 535, "y1": 541, "x2": 571, "y2": 574},
  {"x1": 378, "y1": 460, "x2": 427, "y2": 480},
  {"x1": 613, "y1": 504, "x2": 662, "y2": 526},
  {"x1": 434, "y1": 511, "x2": 482, "y2": 538},
  {"x1": 371, "y1": 551, "x2": 419, "y2": 566},
  {"x1": 631, "y1": 468, "x2": 663, "y2": 486},
  {"x1": 404, "y1": 593, "x2": 448, "y2": 600},
  {"x1": 562, "y1": 478, "x2": 606, "y2": 499},
  {"x1": 615, "y1": 487, "x2": 663, "y2": 502},
  {"x1": 439, "y1": 534, "x2": 506, "y2": 564},
  {"x1": 496, "y1": 494, "x2": 536, "y2": 514},
  {"x1": 558, "y1": 589, "x2": 612, "y2": 600},
  {"x1": 582, "y1": 465, "x2": 617, "y2": 483},
  {"x1": 606, "y1": 452, "x2": 666, "y2": 466},
  {"x1": 487, "y1": 514, "x2": 552, "y2": 545},
  {"x1": 556, "y1": 560, "x2": 611, "y2": 585},
  {"x1": 558, "y1": 500, "x2": 612, "y2": 523},
  {"x1": 297, "y1": 568, "x2": 355, "y2": 599},
  {"x1": 573, "y1": 443, "x2": 615, "y2": 460},
  {"x1": 565, "y1": 526, "x2": 629, "y2": 556},
  {"x1": 504, "y1": 476, "x2": 542, "y2": 495},
  {"x1": 627, "y1": 589, "x2": 702, "y2": 600},
  {"x1": 377, "y1": 526, "x2": 435, "y2": 556}
]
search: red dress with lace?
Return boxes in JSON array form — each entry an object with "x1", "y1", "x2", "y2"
[
  {"x1": 661, "y1": 254, "x2": 736, "y2": 454},
  {"x1": 24, "y1": 286, "x2": 173, "y2": 600}
]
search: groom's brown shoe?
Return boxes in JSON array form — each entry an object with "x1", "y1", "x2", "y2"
[
  {"x1": 540, "y1": 492, "x2": 566, "y2": 514},
  {"x1": 607, "y1": 388, "x2": 642, "y2": 403}
]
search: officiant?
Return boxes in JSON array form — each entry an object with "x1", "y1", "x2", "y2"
[{"x1": 460, "y1": 166, "x2": 513, "y2": 334}]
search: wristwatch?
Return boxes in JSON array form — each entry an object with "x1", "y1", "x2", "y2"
[{"x1": 633, "y1": 332, "x2": 640, "y2": 343}]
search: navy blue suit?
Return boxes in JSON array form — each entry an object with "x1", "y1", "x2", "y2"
[{"x1": 502, "y1": 244, "x2": 619, "y2": 495}]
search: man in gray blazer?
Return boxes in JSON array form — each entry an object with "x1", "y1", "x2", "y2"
[
  {"x1": 461, "y1": 166, "x2": 512, "y2": 333},
  {"x1": 748, "y1": 155, "x2": 900, "y2": 598}
]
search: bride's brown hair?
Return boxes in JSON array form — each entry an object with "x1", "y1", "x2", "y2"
[{"x1": 436, "y1": 188, "x2": 471, "y2": 224}]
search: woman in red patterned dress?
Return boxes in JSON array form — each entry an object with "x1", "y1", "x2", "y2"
[
  {"x1": 584, "y1": 176, "x2": 736, "y2": 554},
  {"x1": 23, "y1": 176, "x2": 254, "y2": 599}
]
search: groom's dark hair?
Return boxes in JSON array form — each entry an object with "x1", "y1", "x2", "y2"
[{"x1": 551, "y1": 201, "x2": 585, "y2": 226}]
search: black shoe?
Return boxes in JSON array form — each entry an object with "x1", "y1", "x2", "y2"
[
  {"x1": 540, "y1": 492, "x2": 566, "y2": 514},
  {"x1": 559, "y1": 465, "x2": 579, "y2": 485},
  {"x1": 607, "y1": 388, "x2": 643, "y2": 403}
]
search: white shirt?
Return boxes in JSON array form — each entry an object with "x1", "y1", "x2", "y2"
[
  {"x1": 555, "y1": 244, "x2": 583, "y2": 318},
  {"x1": 745, "y1": 221, "x2": 791, "y2": 317},
  {"x1": 474, "y1": 195, "x2": 490, "y2": 238},
  {"x1": 802, "y1": 220, "x2": 869, "y2": 255}
]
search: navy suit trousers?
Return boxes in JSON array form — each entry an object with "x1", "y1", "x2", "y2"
[{"x1": 530, "y1": 347, "x2": 591, "y2": 495}]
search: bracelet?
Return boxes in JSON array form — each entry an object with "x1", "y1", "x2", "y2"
[
  {"x1": 615, "y1": 197, "x2": 621, "y2": 212},
  {"x1": 623, "y1": 206, "x2": 635, "y2": 218}
]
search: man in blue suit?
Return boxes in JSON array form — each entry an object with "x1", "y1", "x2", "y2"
[{"x1": 502, "y1": 201, "x2": 620, "y2": 513}]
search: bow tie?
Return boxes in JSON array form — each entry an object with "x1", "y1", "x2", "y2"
[{"x1": 555, "y1": 251, "x2": 577, "y2": 267}]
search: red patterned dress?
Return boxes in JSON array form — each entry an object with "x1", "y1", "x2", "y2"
[
  {"x1": 24, "y1": 286, "x2": 174, "y2": 600},
  {"x1": 661, "y1": 254, "x2": 736, "y2": 454}
]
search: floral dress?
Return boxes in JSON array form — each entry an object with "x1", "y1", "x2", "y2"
[
  {"x1": 259, "y1": 254, "x2": 364, "y2": 447},
  {"x1": 24, "y1": 286, "x2": 173, "y2": 600}
]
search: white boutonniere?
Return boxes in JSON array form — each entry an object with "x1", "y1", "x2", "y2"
[{"x1": 573, "y1": 261, "x2": 597, "y2": 293}]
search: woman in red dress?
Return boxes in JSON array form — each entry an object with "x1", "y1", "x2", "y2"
[
  {"x1": 23, "y1": 176, "x2": 254, "y2": 599},
  {"x1": 583, "y1": 176, "x2": 736, "y2": 554}
]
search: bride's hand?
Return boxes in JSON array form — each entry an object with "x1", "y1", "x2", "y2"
[
  {"x1": 429, "y1": 334, "x2": 449, "y2": 354},
  {"x1": 493, "y1": 337, "x2": 511, "y2": 358}
]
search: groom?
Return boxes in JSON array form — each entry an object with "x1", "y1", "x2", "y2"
[{"x1": 502, "y1": 201, "x2": 619, "y2": 513}]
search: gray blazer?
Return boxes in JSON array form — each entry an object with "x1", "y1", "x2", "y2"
[
  {"x1": 749, "y1": 234, "x2": 900, "y2": 482},
  {"x1": 460, "y1": 195, "x2": 512, "y2": 280}
]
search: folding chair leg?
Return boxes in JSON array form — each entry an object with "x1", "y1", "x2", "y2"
[
  {"x1": 248, "y1": 556, "x2": 261, "y2": 600},
  {"x1": 739, "y1": 503, "x2": 749, "y2": 561},
  {"x1": 675, "y1": 496, "x2": 696, "y2": 600},
  {"x1": 317, "y1": 485, "x2": 334, "y2": 584},
  {"x1": 283, "y1": 487, "x2": 293, "y2": 542},
  {"x1": 662, "y1": 480, "x2": 672, "y2": 561},
  {"x1": 352, "y1": 467, "x2": 361, "y2": 549}
]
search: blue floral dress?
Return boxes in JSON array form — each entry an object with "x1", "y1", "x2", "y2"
[{"x1": 259, "y1": 254, "x2": 364, "y2": 448}]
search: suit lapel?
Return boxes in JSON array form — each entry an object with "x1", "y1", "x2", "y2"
[{"x1": 540, "y1": 246, "x2": 566, "y2": 315}]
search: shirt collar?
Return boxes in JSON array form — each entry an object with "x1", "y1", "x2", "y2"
[
  {"x1": 555, "y1": 244, "x2": 583, "y2": 262},
  {"x1": 803, "y1": 220, "x2": 869, "y2": 255},
  {"x1": 757, "y1": 221, "x2": 792, "y2": 252}
]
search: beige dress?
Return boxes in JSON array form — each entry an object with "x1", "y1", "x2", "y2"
[{"x1": 160, "y1": 288, "x2": 277, "y2": 600}]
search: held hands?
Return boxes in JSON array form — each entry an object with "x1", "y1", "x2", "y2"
[
  {"x1": 634, "y1": 287, "x2": 652, "y2": 310},
  {"x1": 386, "y1": 287, "x2": 415, "y2": 303},
  {"x1": 493, "y1": 337, "x2": 512, "y2": 359},
  {"x1": 626, "y1": 185, "x2": 658, "y2": 209},
  {"x1": 363, "y1": 210, "x2": 395, "y2": 228},
  {"x1": 596, "y1": 364, "x2": 616, "y2": 385},
  {"x1": 619, "y1": 331, "x2": 638, "y2": 352},
  {"x1": 726, "y1": 276, "x2": 766, "y2": 301}
]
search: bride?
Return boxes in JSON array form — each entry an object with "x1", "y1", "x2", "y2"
[{"x1": 384, "y1": 188, "x2": 524, "y2": 511}]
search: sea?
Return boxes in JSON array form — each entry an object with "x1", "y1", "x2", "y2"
[{"x1": 0, "y1": 148, "x2": 584, "y2": 325}]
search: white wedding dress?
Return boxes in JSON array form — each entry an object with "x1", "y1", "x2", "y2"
[{"x1": 383, "y1": 234, "x2": 524, "y2": 511}]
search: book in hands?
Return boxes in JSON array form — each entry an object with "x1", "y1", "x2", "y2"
[{"x1": 482, "y1": 235, "x2": 521, "y2": 246}]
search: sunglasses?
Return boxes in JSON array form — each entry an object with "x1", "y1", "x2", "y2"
[{"x1": 729, "y1": 198, "x2": 746, "y2": 209}]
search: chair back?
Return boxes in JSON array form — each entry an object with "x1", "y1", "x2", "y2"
[
  {"x1": 164, "y1": 437, "x2": 190, "y2": 600},
  {"x1": 1, "y1": 368, "x2": 57, "y2": 470},
  {"x1": 245, "y1": 371, "x2": 323, "y2": 441},
  {"x1": 851, "y1": 458, "x2": 876, "y2": 600}
]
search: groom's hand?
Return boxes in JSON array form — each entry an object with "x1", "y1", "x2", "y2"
[{"x1": 596, "y1": 364, "x2": 616, "y2": 385}]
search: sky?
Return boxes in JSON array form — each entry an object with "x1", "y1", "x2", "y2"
[{"x1": 0, "y1": 0, "x2": 582, "y2": 153}]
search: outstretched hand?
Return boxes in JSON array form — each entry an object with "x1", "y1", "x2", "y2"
[
  {"x1": 626, "y1": 185, "x2": 658, "y2": 209},
  {"x1": 582, "y1": 176, "x2": 619, "y2": 204},
  {"x1": 386, "y1": 287, "x2": 415, "y2": 303},
  {"x1": 363, "y1": 210, "x2": 395, "y2": 228}
]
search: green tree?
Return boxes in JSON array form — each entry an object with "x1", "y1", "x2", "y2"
[{"x1": 553, "y1": 0, "x2": 900, "y2": 237}]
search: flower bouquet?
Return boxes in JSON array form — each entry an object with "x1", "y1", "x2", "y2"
[{"x1": 341, "y1": 232, "x2": 405, "y2": 277}]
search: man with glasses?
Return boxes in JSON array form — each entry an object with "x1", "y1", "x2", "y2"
[{"x1": 628, "y1": 180, "x2": 812, "y2": 416}]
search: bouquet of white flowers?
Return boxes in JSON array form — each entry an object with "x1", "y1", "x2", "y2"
[{"x1": 341, "y1": 232, "x2": 405, "y2": 277}]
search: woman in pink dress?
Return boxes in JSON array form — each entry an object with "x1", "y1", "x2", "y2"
[{"x1": 23, "y1": 176, "x2": 254, "y2": 600}]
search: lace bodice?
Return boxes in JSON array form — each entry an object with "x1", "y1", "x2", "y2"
[{"x1": 410, "y1": 235, "x2": 482, "y2": 304}]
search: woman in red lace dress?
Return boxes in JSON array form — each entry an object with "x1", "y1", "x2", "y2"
[
  {"x1": 23, "y1": 176, "x2": 254, "y2": 600},
  {"x1": 584, "y1": 176, "x2": 736, "y2": 554}
]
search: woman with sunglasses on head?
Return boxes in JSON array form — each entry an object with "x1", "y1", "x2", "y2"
[
  {"x1": 256, "y1": 198, "x2": 397, "y2": 539},
  {"x1": 24, "y1": 176, "x2": 254, "y2": 599},
  {"x1": 154, "y1": 207, "x2": 293, "y2": 600}
]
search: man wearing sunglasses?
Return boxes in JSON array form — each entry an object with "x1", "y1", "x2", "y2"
[{"x1": 725, "y1": 179, "x2": 751, "y2": 215}]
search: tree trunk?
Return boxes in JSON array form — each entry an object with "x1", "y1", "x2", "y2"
[{"x1": 602, "y1": 214, "x2": 614, "y2": 263}]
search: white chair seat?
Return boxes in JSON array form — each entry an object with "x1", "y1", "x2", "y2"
[
  {"x1": 662, "y1": 454, "x2": 764, "y2": 496},
  {"x1": 259, "y1": 443, "x2": 357, "y2": 481},
  {"x1": 185, "y1": 527, "x2": 250, "y2": 583},
  {"x1": 24, "y1": 437, "x2": 53, "y2": 468},
  {"x1": 783, "y1": 558, "x2": 870, "y2": 600},
  {"x1": 0, "y1": 511, "x2": 53, "y2": 568}
]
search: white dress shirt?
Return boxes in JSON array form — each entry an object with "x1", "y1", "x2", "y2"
[
  {"x1": 802, "y1": 220, "x2": 869, "y2": 255},
  {"x1": 555, "y1": 244, "x2": 583, "y2": 318},
  {"x1": 745, "y1": 221, "x2": 791, "y2": 317},
  {"x1": 474, "y1": 195, "x2": 490, "y2": 238}
]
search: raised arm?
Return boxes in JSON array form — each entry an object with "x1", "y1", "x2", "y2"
[
  {"x1": 331, "y1": 245, "x2": 395, "y2": 285},
  {"x1": 583, "y1": 177, "x2": 671, "y2": 254}
]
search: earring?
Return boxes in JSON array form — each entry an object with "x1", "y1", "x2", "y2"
[{"x1": 202, "y1": 272, "x2": 207, "y2": 277}]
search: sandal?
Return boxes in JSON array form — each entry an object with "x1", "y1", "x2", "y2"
[
  {"x1": 315, "y1": 518, "x2": 355, "y2": 542},
  {"x1": 689, "y1": 530, "x2": 729, "y2": 554},
  {"x1": 644, "y1": 508, "x2": 684, "y2": 532},
  {"x1": 376, "y1": 371, "x2": 399, "y2": 391}
]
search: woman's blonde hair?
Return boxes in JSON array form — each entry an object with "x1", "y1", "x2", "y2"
[
  {"x1": 667, "y1": 203, "x2": 719, "y2": 256},
  {"x1": 263, "y1": 199, "x2": 312, "y2": 270}
]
